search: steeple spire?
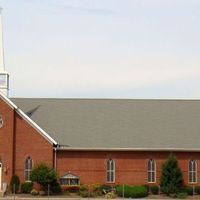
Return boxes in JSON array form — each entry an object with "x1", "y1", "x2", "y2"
[
  {"x1": 0, "y1": 7, "x2": 4, "y2": 71},
  {"x1": 0, "y1": 8, "x2": 9, "y2": 97}
]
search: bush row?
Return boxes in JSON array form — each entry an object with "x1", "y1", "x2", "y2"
[
  {"x1": 145, "y1": 185, "x2": 200, "y2": 196},
  {"x1": 116, "y1": 185, "x2": 148, "y2": 198},
  {"x1": 13, "y1": 182, "x2": 200, "y2": 198},
  {"x1": 180, "y1": 186, "x2": 200, "y2": 195}
]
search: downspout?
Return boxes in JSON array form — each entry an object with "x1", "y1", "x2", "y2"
[
  {"x1": 12, "y1": 109, "x2": 17, "y2": 175},
  {"x1": 54, "y1": 145, "x2": 59, "y2": 171}
]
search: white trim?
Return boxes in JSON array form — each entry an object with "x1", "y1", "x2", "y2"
[
  {"x1": 0, "y1": 161, "x2": 2, "y2": 191},
  {"x1": 188, "y1": 160, "x2": 197, "y2": 184},
  {"x1": 17, "y1": 108, "x2": 57, "y2": 145},
  {"x1": 57, "y1": 147, "x2": 200, "y2": 152},
  {"x1": 24, "y1": 156, "x2": 33, "y2": 182},
  {"x1": 54, "y1": 148, "x2": 57, "y2": 170},
  {"x1": 147, "y1": 159, "x2": 156, "y2": 183},
  {"x1": 106, "y1": 159, "x2": 115, "y2": 183},
  {"x1": 0, "y1": 91, "x2": 57, "y2": 145}
]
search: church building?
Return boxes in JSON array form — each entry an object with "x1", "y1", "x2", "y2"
[{"x1": 1, "y1": 9, "x2": 200, "y2": 191}]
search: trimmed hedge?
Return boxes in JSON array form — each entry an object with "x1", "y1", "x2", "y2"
[
  {"x1": 116, "y1": 185, "x2": 148, "y2": 198},
  {"x1": 21, "y1": 182, "x2": 33, "y2": 193}
]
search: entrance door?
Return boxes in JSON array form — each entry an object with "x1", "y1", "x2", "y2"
[{"x1": 0, "y1": 162, "x2": 2, "y2": 190}]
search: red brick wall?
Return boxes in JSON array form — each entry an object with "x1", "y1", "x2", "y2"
[
  {"x1": 57, "y1": 151, "x2": 200, "y2": 186},
  {"x1": 1, "y1": 96, "x2": 200, "y2": 187},
  {"x1": 14, "y1": 112, "x2": 53, "y2": 181},
  {"x1": 0, "y1": 98, "x2": 15, "y2": 184},
  {"x1": 0, "y1": 97, "x2": 54, "y2": 185}
]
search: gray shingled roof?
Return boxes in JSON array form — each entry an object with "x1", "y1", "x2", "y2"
[{"x1": 10, "y1": 98, "x2": 200, "y2": 149}]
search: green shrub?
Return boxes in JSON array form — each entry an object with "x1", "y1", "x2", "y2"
[
  {"x1": 150, "y1": 185, "x2": 159, "y2": 195},
  {"x1": 176, "y1": 192, "x2": 188, "y2": 199},
  {"x1": 195, "y1": 186, "x2": 200, "y2": 195},
  {"x1": 20, "y1": 182, "x2": 33, "y2": 193},
  {"x1": 160, "y1": 155, "x2": 183, "y2": 195},
  {"x1": 77, "y1": 184, "x2": 103, "y2": 197},
  {"x1": 10, "y1": 174, "x2": 20, "y2": 193},
  {"x1": 79, "y1": 190, "x2": 89, "y2": 197},
  {"x1": 31, "y1": 189, "x2": 39, "y2": 195},
  {"x1": 79, "y1": 184, "x2": 88, "y2": 192},
  {"x1": 50, "y1": 181, "x2": 61, "y2": 194},
  {"x1": 116, "y1": 185, "x2": 148, "y2": 198},
  {"x1": 30, "y1": 163, "x2": 57, "y2": 189},
  {"x1": 78, "y1": 185, "x2": 89, "y2": 197},
  {"x1": 142, "y1": 184, "x2": 149, "y2": 191},
  {"x1": 91, "y1": 183, "x2": 103, "y2": 196},
  {"x1": 185, "y1": 186, "x2": 193, "y2": 195}
]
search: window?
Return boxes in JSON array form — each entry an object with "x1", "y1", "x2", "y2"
[
  {"x1": 147, "y1": 159, "x2": 156, "y2": 183},
  {"x1": 0, "y1": 115, "x2": 3, "y2": 128},
  {"x1": 106, "y1": 158, "x2": 115, "y2": 183},
  {"x1": 189, "y1": 160, "x2": 197, "y2": 183},
  {"x1": 60, "y1": 173, "x2": 80, "y2": 185},
  {"x1": 25, "y1": 157, "x2": 32, "y2": 181}
]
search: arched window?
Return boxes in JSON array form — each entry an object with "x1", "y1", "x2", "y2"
[
  {"x1": 25, "y1": 157, "x2": 33, "y2": 181},
  {"x1": 189, "y1": 160, "x2": 197, "y2": 183},
  {"x1": 106, "y1": 159, "x2": 115, "y2": 183},
  {"x1": 147, "y1": 159, "x2": 156, "y2": 183}
]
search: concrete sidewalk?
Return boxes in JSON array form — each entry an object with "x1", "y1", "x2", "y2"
[
  {"x1": 0, "y1": 197, "x2": 174, "y2": 200},
  {"x1": 0, "y1": 196, "x2": 115, "y2": 200},
  {"x1": 0, "y1": 197, "x2": 179, "y2": 200},
  {"x1": 0, "y1": 198, "x2": 116, "y2": 200}
]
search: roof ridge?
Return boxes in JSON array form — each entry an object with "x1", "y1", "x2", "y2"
[{"x1": 10, "y1": 98, "x2": 200, "y2": 101}]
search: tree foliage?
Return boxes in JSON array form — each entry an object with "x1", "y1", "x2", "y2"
[
  {"x1": 10, "y1": 174, "x2": 20, "y2": 193},
  {"x1": 30, "y1": 163, "x2": 57, "y2": 188},
  {"x1": 160, "y1": 154, "x2": 183, "y2": 195}
]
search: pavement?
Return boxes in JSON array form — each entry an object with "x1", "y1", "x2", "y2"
[
  {"x1": 0, "y1": 197, "x2": 176, "y2": 200},
  {"x1": 0, "y1": 198, "x2": 119, "y2": 200},
  {"x1": 0, "y1": 198, "x2": 188, "y2": 200},
  {"x1": 0, "y1": 197, "x2": 99, "y2": 200},
  {"x1": 0, "y1": 194, "x2": 193, "y2": 200}
]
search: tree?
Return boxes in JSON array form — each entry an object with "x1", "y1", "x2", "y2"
[
  {"x1": 10, "y1": 174, "x2": 20, "y2": 193},
  {"x1": 160, "y1": 154, "x2": 183, "y2": 195},
  {"x1": 30, "y1": 163, "x2": 57, "y2": 189}
]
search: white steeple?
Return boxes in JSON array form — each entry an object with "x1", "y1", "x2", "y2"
[{"x1": 0, "y1": 8, "x2": 9, "y2": 96}]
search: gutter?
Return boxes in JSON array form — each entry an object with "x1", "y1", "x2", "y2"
[{"x1": 56, "y1": 147, "x2": 200, "y2": 152}]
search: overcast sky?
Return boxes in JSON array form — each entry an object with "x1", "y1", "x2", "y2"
[{"x1": 0, "y1": 0, "x2": 200, "y2": 98}]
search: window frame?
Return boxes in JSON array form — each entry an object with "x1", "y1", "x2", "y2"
[
  {"x1": 106, "y1": 158, "x2": 115, "y2": 183},
  {"x1": 24, "y1": 156, "x2": 33, "y2": 182},
  {"x1": 188, "y1": 160, "x2": 197, "y2": 184},
  {"x1": 147, "y1": 159, "x2": 156, "y2": 183},
  {"x1": 0, "y1": 115, "x2": 3, "y2": 128},
  {"x1": 60, "y1": 178, "x2": 80, "y2": 186},
  {"x1": 60, "y1": 173, "x2": 80, "y2": 186}
]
